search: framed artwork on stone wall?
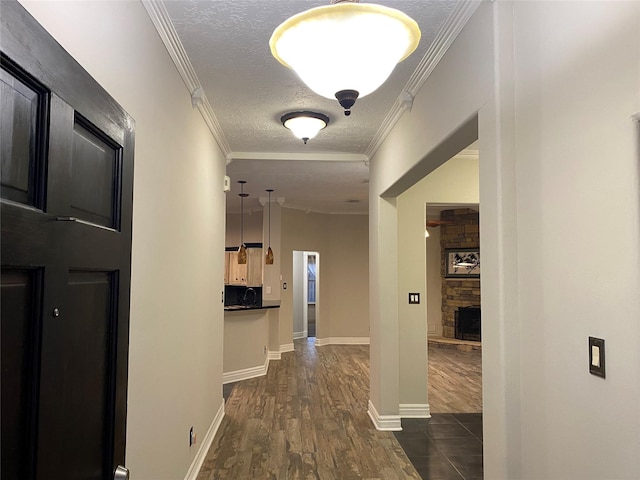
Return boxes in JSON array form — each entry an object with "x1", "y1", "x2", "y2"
[{"x1": 445, "y1": 248, "x2": 480, "y2": 278}]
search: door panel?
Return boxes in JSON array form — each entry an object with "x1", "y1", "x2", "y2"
[
  {"x1": 1, "y1": 269, "x2": 41, "y2": 480},
  {"x1": 37, "y1": 271, "x2": 115, "y2": 480},
  {"x1": 0, "y1": 60, "x2": 48, "y2": 208},
  {"x1": 70, "y1": 118, "x2": 122, "y2": 229},
  {"x1": 1, "y1": 3, "x2": 135, "y2": 479}
]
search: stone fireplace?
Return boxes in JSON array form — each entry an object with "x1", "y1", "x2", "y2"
[{"x1": 440, "y1": 208, "x2": 480, "y2": 339}]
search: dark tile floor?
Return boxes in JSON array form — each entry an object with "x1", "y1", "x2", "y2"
[{"x1": 394, "y1": 414, "x2": 483, "y2": 480}]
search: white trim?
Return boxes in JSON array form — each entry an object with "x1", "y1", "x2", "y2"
[
  {"x1": 141, "y1": 0, "x2": 231, "y2": 157},
  {"x1": 367, "y1": 400, "x2": 402, "y2": 431},
  {"x1": 315, "y1": 337, "x2": 370, "y2": 346},
  {"x1": 281, "y1": 203, "x2": 368, "y2": 216},
  {"x1": 229, "y1": 151, "x2": 368, "y2": 162},
  {"x1": 293, "y1": 331, "x2": 306, "y2": 340},
  {"x1": 399, "y1": 404, "x2": 431, "y2": 418},
  {"x1": 222, "y1": 357, "x2": 269, "y2": 384},
  {"x1": 183, "y1": 401, "x2": 225, "y2": 480},
  {"x1": 365, "y1": 0, "x2": 482, "y2": 160},
  {"x1": 280, "y1": 343, "x2": 295, "y2": 353},
  {"x1": 268, "y1": 350, "x2": 281, "y2": 361}
]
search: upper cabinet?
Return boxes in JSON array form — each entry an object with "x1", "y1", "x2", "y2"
[
  {"x1": 246, "y1": 248, "x2": 263, "y2": 287},
  {"x1": 225, "y1": 247, "x2": 262, "y2": 286}
]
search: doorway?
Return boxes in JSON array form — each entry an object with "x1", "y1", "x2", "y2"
[
  {"x1": 306, "y1": 254, "x2": 317, "y2": 337},
  {"x1": 292, "y1": 251, "x2": 319, "y2": 339},
  {"x1": 423, "y1": 147, "x2": 482, "y2": 414}
]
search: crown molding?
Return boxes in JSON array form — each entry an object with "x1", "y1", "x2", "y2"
[
  {"x1": 281, "y1": 203, "x2": 368, "y2": 216},
  {"x1": 229, "y1": 203, "x2": 367, "y2": 216},
  {"x1": 365, "y1": 0, "x2": 482, "y2": 160},
  {"x1": 456, "y1": 148, "x2": 480, "y2": 160},
  {"x1": 141, "y1": 0, "x2": 232, "y2": 157},
  {"x1": 229, "y1": 151, "x2": 369, "y2": 163}
]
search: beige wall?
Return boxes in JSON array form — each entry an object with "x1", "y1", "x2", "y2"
[
  {"x1": 371, "y1": 1, "x2": 640, "y2": 478},
  {"x1": 425, "y1": 226, "x2": 442, "y2": 336},
  {"x1": 262, "y1": 202, "x2": 282, "y2": 302},
  {"x1": 223, "y1": 310, "x2": 268, "y2": 374},
  {"x1": 226, "y1": 211, "x2": 263, "y2": 246},
  {"x1": 18, "y1": 2, "x2": 227, "y2": 478},
  {"x1": 280, "y1": 209, "x2": 369, "y2": 345}
]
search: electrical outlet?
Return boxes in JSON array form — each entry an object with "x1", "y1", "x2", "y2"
[{"x1": 189, "y1": 426, "x2": 196, "y2": 446}]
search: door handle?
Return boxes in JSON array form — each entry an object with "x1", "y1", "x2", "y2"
[{"x1": 114, "y1": 465, "x2": 129, "y2": 480}]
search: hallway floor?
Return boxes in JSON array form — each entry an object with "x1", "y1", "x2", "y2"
[
  {"x1": 206, "y1": 339, "x2": 483, "y2": 479},
  {"x1": 202, "y1": 339, "x2": 419, "y2": 479},
  {"x1": 394, "y1": 414, "x2": 483, "y2": 479}
]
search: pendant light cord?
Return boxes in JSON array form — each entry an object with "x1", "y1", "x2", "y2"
[
  {"x1": 268, "y1": 190, "x2": 272, "y2": 248},
  {"x1": 239, "y1": 180, "x2": 248, "y2": 247}
]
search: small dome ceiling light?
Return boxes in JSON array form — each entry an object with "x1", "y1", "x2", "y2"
[
  {"x1": 270, "y1": 0, "x2": 421, "y2": 116},
  {"x1": 281, "y1": 111, "x2": 330, "y2": 144}
]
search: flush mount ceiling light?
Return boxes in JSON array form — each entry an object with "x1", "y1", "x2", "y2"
[
  {"x1": 281, "y1": 111, "x2": 330, "y2": 144},
  {"x1": 270, "y1": 0, "x2": 421, "y2": 116}
]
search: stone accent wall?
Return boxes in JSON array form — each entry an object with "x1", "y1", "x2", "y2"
[{"x1": 440, "y1": 208, "x2": 481, "y2": 338}]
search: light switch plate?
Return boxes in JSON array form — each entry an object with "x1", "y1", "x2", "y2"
[
  {"x1": 589, "y1": 337, "x2": 605, "y2": 378},
  {"x1": 408, "y1": 293, "x2": 420, "y2": 304}
]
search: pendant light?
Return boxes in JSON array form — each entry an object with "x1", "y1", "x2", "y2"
[
  {"x1": 265, "y1": 189, "x2": 274, "y2": 265},
  {"x1": 237, "y1": 180, "x2": 248, "y2": 264},
  {"x1": 270, "y1": 0, "x2": 421, "y2": 116}
]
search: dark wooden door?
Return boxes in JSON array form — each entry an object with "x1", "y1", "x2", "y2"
[{"x1": 1, "y1": 3, "x2": 134, "y2": 479}]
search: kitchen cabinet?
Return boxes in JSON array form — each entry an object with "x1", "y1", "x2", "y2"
[
  {"x1": 227, "y1": 250, "x2": 247, "y2": 285},
  {"x1": 247, "y1": 248, "x2": 263, "y2": 286},
  {"x1": 224, "y1": 252, "x2": 229, "y2": 284},
  {"x1": 225, "y1": 248, "x2": 262, "y2": 286}
]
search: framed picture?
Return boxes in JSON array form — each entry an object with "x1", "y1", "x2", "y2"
[{"x1": 445, "y1": 248, "x2": 480, "y2": 278}]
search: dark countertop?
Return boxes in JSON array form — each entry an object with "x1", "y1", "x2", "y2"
[{"x1": 224, "y1": 301, "x2": 280, "y2": 312}]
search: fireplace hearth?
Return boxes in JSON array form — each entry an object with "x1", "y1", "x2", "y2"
[{"x1": 455, "y1": 306, "x2": 481, "y2": 341}]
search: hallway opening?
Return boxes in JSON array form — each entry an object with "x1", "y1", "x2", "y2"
[{"x1": 292, "y1": 250, "x2": 319, "y2": 340}]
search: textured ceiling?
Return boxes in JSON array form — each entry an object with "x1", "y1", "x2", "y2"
[{"x1": 159, "y1": 0, "x2": 465, "y2": 214}]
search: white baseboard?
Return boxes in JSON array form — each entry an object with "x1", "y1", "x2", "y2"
[
  {"x1": 184, "y1": 400, "x2": 225, "y2": 480},
  {"x1": 293, "y1": 331, "x2": 306, "y2": 340},
  {"x1": 223, "y1": 356, "x2": 269, "y2": 384},
  {"x1": 399, "y1": 403, "x2": 431, "y2": 418},
  {"x1": 367, "y1": 400, "x2": 402, "y2": 431},
  {"x1": 280, "y1": 343, "x2": 295, "y2": 353},
  {"x1": 315, "y1": 337, "x2": 370, "y2": 346},
  {"x1": 268, "y1": 350, "x2": 281, "y2": 360}
]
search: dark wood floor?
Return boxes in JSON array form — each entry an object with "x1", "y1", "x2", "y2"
[
  {"x1": 428, "y1": 345, "x2": 482, "y2": 413},
  {"x1": 199, "y1": 339, "x2": 420, "y2": 479},
  {"x1": 201, "y1": 339, "x2": 482, "y2": 479}
]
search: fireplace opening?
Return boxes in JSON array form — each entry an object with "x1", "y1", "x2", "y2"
[{"x1": 455, "y1": 306, "x2": 481, "y2": 341}]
